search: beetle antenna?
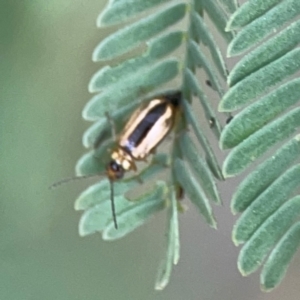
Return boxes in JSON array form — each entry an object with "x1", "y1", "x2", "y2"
[
  {"x1": 110, "y1": 180, "x2": 118, "y2": 229},
  {"x1": 49, "y1": 173, "x2": 101, "y2": 189}
]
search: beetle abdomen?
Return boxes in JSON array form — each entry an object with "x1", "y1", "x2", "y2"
[{"x1": 119, "y1": 98, "x2": 176, "y2": 160}]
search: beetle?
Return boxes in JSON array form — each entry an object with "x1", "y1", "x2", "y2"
[
  {"x1": 106, "y1": 91, "x2": 181, "y2": 228},
  {"x1": 51, "y1": 91, "x2": 181, "y2": 229}
]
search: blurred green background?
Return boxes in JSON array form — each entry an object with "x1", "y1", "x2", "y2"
[{"x1": 1, "y1": 1, "x2": 300, "y2": 299}]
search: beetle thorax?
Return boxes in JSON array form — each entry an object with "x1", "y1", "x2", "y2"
[{"x1": 111, "y1": 148, "x2": 134, "y2": 171}]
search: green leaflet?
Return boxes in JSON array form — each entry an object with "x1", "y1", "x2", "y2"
[
  {"x1": 184, "y1": 69, "x2": 222, "y2": 139},
  {"x1": 75, "y1": 153, "x2": 169, "y2": 210},
  {"x1": 261, "y1": 222, "x2": 300, "y2": 291},
  {"x1": 82, "y1": 102, "x2": 137, "y2": 148},
  {"x1": 226, "y1": 0, "x2": 282, "y2": 30},
  {"x1": 78, "y1": 181, "x2": 167, "y2": 237},
  {"x1": 93, "y1": 3, "x2": 186, "y2": 60},
  {"x1": 83, "y1": 59, "x2": 179, "y2": 120},
  {"x1": 155, "y1": 240, "x2": 174, "y2": 290},
  {"x1": 183, "y1": 99, "x2": 223, "y2": 180},
  {"x1": 231, "y1": 135, "x2": 300, "y2": 214},
  {"x1": 75, "y1": 139, "x2": 114, "y2": 176},
  {"x1": 233, "y1": 164, "x2": 300, "y2": 245},
  {"x1": 223, "y1": 107, "x2": 300, "y2": 177},
  {"x1": 75, "y1": 179, "x2": 113, "y2": 211},
  {"x1": 218, "y1": 0, "x2": 238, "y2": 14},
  {"x1": 79, "y1": 195, "x2": 132, "y2": 236},
  {"x1": 155, "y1": 189, "x2": 180, "y2": 290},
  {"x1": 221, "y1": 78, "x2": 300, "y2": 149},
  {"x1": 170, "y1": 189, "x2": 180, "y2": 265},
  {"x1": 200, "y1": 0, "x2": 233, "y2": 42},
  {"x1": 220, "y1": 48, "x2": 300, "y2": 112},
  {"x1": 191, "y1": 12, "x2": 228, "y2": 79},
  {"x1": 174, "y1": 158, "x2": 217, "y2": 228},
  {"x1": 188, "y1": 40, "x2": 225, "y2": 97},
  {"x1": 98, "y1": 0, "x2": 171, "y2": 26},
  {"x1": 179, "y1": 132, "x2": 221, "y2": 204},
  {"x1": 227, "y1": 0, "x2": 300, "y2": 55},
  {"x1": 102, "y1": 182, "x2": 167, "y2": 240},
  {"x1": 238, "y1": 196, "x2": 300, "y2": 276},
  {"x1": 91, "y1": 31, "x2": 184, "y2": 90},
  {"x1": 229, "y1": 19, "x2": 300, "y2": 84}
]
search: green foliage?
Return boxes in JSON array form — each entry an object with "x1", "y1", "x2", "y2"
[
  {"x1": 178, "y1": 132, "x2": 221, "y2": 204},
  {"x1": 182, "y1": 99, "x2": 223, "y2": 179},
  {"x1": 229, "y1": 0, "x2": 300, "y2": 55},
  {"x1": 220, "y1": 0, "x2": 300, "y2": 292},
  {"x1": 174, "y1": 158, "x2": 217, "y2": 228},
  {"x1": 231, "y1": 136, "x2": 300, "y2": 214},
  {"x1": 98, "y1": 0, "x2": 172, "y2": 26},
  {"x1": 238, "y1": 196, "x2": 300, "y2": 276},
  {"x1": 155, "y1": 189, "x2": 180, "y2": 290},
  {"x1": 93, "y1": 3, "x2": 186, "y2": 60},
  {"x1": 220, "y1": 49, "x2": 300, "y2": 112},
  {"x1": 233, "y1": 165, "x2": 300, "y2": 245},
  {"x1": 72, "y1": 0, "x2": 300, "y2": 293},
  {"x1": 102, "y1": 182, "x2": 167, "y2": 240},
  {"x1": 83, "y1": 59, "x2": 179, "y2": 120},
  {"x1": 261, "y1": 222, "x2": 300, "y2": 291},
  {"x1": 223, "y1": 107, "x2": 300, "y2": 176},
  {"x1": 77, "y1": 0, "x2": 230, "y2": 290}
]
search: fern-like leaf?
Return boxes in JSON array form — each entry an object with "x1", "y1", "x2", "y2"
[
  {"x1": 77, "y1": 0, "x2": 231, "y2": 289},
  {"x1": 220, "y1": 0, "x2": 300, "y2": 291}
]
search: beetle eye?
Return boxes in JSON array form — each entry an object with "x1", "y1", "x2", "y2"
[
  {"x1": 107, "y1": 161, "x2": 124, "y2": 180},
  {"x1": 110, "y1": 161, "x2": 121, "y2": 172}
]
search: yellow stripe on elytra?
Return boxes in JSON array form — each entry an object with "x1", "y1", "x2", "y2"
[
  {"x1": 119, "y1": 98, "x2": 165, "y2": 144},
  {"x1": 129, "y1": 104, "x2": 173, "y2": 159}
]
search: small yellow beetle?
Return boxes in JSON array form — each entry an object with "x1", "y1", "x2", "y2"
[
  {"x1": 106, "y1": 92, "x2": 181, "y2": 179},
  {"x1": 51, "y1": 91, "x2": 181, "y2": 229},
  {"x1": 105, "y1": 91, "x2": 181, "y2": 228}
]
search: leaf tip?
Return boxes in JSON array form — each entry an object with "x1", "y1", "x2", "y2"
[
  {"x1": 232, "y1": 229, "x2": 241, "y2": 246},
  {"x1": 210, "y1": 219, "x2": 218, "y2": 230},
  {"x1": 218, "y1": 138, "x2": 226, "y2": 151},
  {"x1": 78, "y1": 229, "x2": 88, "y2": 237},
  {"x1": 222, "y1": 156, "x2": 237, "y2": 179},
  {"x1": 260, "y1": 283, "x2": 273, "y2": 293},
  {"x1": 78, "y1": 221, "x2": 91, "y2": 237},
  {"x1": 224, "y1": 24, "x2": 231, "y2": 32},
  {"x1": 173, "y1": 255, "x2": 180, "y2": 266},
  {"x1": 295, "y1": 134, "x2": 300, "y2": 142},
  {"x1": 102, "y1": 225, "x2": 115, "y2": 241},
  {"x1": 226, "y1": 42, "x2": 234, "y2": 58},
  {"x1": 96, "y1": 16, "x2": 102, "y2": 28},
  {"x1": 92, "y1": 47, "x2": 101, "y2": 62},
  {"x1": 225, "y1": 19, "x2": 233, "y2": 32},
  {"x1": 155, "y1": 282, "x2": 167, "y2": 291},
  {"x1": 230, "y1": 204, "x2": 238, "y2": 215},
  {"x1": 88, "y1": 82, "x2": 98, "y2": 94},
  {"x1": 237, "y1": 260, "x2": 248, "y2": 277},
  {"x1": 221, "y1": 168, "x2": 233, "y2": 179},
  {"x1": 215, "y1": 195, "x2": 223, "y2": 206},
  {"x1": 96, "y1": 9, "x2": 108, "y2": 28},
  {"x1": 218, "y1": 100, "x2": 231, "y2": 113},
  {"x1": 74, "y1": 199, "x2": 82, "y2": 211}
]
